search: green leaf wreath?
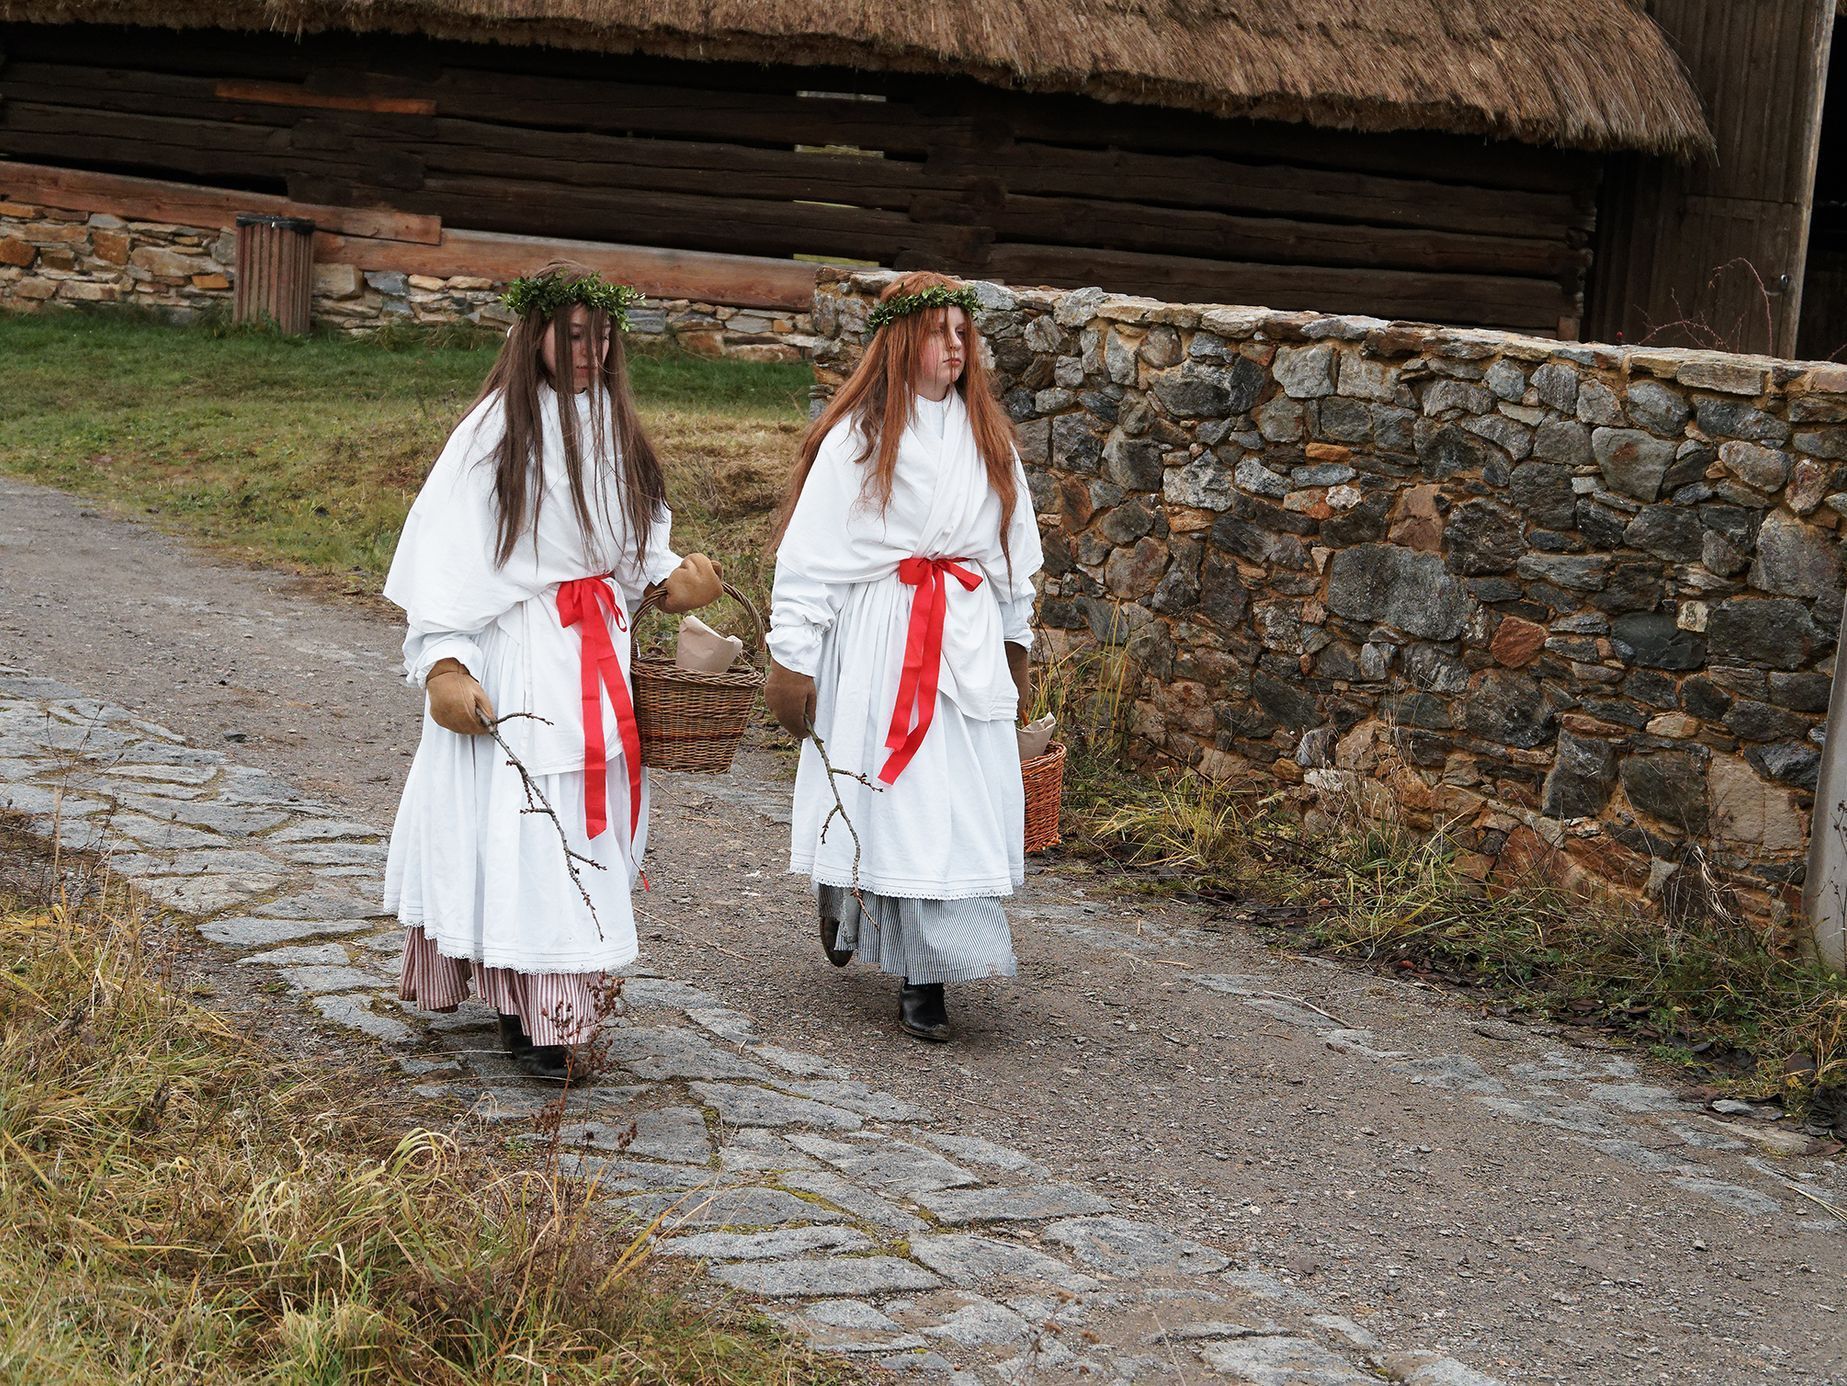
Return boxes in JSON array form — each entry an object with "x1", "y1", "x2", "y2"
[
  {"x1": 866, "y1": 284, "x2": 982, "y2": 333},
  {"x1": 501, "y1": 272, "x2": 642, "y2": 329}
]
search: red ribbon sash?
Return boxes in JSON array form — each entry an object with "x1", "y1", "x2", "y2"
[
  {"x1": 878, "y1": 556, "x2": 983, "y2": 785},
  {"x1": 555, "y1": 576, "x2": 643, "y2": 845}
]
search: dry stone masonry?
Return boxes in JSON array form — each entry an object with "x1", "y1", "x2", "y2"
[
  {"x1": 0, "y1": 202, "x2": 816, "y2": 360},
  {"x1": 814, "y1": 272, "x2": 1847, "y2": 928}
]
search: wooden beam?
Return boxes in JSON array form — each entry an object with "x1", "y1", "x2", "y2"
[
  {"x1": 314, "y1": 226, "x2": 819, "y2": 311},
  {"x1": 214, "y1": 80, "x2": 437, "y2": 117},
  {"x1": 1783, "y1": 1, "x2": 1837, "y2": 354},
  {"x1": 0, "y1": 160, "x2": 442, "y2": 244},
  {"x1": 0, "y1": 158, "x2": 815, "y2": 307}
]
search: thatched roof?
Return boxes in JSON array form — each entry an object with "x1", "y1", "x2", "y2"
[{"x1": 3, "y1": 0, "x2": 1713, "y2": 157}]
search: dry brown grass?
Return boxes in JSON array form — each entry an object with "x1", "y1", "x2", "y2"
[{"x1": 0, "y1": 833, "x2": 858, "y2": 1385}]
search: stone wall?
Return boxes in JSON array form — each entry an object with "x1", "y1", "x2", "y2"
[
  {"x1": 0, "y1": 202, "x2": 817, "y2": 361},
  {"x1": 815, "y1": 270, "x2": 1847, "y2": 927}
]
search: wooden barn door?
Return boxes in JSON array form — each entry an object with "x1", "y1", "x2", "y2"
[{"x1": 1589, "y1": 0, "x2": 1834, "y2": 358}]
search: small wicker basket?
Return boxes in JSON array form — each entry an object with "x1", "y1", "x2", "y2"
[
  {"x1": 1022, "y1": 741, "x2": 1066, "y2": 853},
  {"x1": 629, "y1": 580, "x2": 765, "y2": 773}
]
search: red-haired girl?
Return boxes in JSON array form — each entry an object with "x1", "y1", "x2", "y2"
[
  {"x1": 766, "y1": 272, "x2": 1042, "y2": 1042},
  {"x1": 383, "y1": 262, "x2": 721, "y2": 1079}
]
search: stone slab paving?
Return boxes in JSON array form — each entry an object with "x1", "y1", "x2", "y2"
[{"x1": 0, "y1": 668, "x2": 1506, "y2": 1385}]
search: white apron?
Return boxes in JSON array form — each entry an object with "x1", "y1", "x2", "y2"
[
  {"x1": 769, "y1": 390, "x2": 1042, "y2": 899},
  {"x1": 381, "y1": 385, "x2": 681, "y2": 972}
]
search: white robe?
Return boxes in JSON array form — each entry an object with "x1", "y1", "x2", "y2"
[
  {"x1": 770, "y1": 390, "x2": 1042, "y2": 899},
  {"x1": 381, "y1": 385, "x2": 681, "y2": 973}
]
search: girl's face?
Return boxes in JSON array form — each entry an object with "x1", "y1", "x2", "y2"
[
  {"x1": 539, "y1": 305, "x2": 609, "y2": 393},
  {"x1": 915, "y1": 307, "x2": 968, "y2": 401}
]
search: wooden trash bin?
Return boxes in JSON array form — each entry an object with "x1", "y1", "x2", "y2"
[{"x1": 233, "y1": 213, "x2": 316, "y2": 334}]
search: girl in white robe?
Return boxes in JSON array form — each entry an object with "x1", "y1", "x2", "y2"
[
  {"x1": 383, "y1": 263, "x2": 721, "y2": 1079},
  {"x1": 766, "y1": 272, "x2": 1042, "y2": 1043}
]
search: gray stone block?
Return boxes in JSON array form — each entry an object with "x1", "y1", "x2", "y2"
[
  {"x1": 200, "y1": 915, "x2": 375, "y2": 948},
  {"x1": 785, "y1": 1133, "x2": 980, "y2": 1197},
  {"x1": 1045, "y1": 1216, "x2": 1233, "y2": 1277},
  {"x1": 910, "y1": 1232, "x2": 1100, "y2": 1292},
  {"x1": 708, "y1": 1256, "x2": 940, "y2": 1298},
  {"x1": 660, "y1": 1227, "x2": 872, "y2": 1262},
  {"x1": 913, "y1": 1183, "x2": 1111, "y2": 1226},
  {"x1": 689, "y1": 1082, "x2": 864, "y2": 1131},
  {"x1": 310, "y1": 991, "x2": 412, "y2": 1044}
]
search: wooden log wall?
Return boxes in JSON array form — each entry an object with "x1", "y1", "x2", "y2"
[
  {"x1": 1590, "y1": 0, "x2": 1836, "y2": 358},
  {"x1": 0, "y1": 22, "x2": 1603, "y2": 334}
]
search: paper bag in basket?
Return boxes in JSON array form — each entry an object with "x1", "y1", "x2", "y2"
[
  {"x1": 1017, "y1": 714, "x2": 1056, "y2": 760},
  {"x1": 674, "y1": 614, "x2": 743, "y2": 674}
]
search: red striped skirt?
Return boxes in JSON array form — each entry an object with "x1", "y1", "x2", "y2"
[{"x1": 398, "y1": 926, "x2": 613, "y2": 1047}]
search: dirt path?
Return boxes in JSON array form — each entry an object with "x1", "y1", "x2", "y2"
[{"x1": 2, "y1": 474, "x2": 1843, "y2": 1384}]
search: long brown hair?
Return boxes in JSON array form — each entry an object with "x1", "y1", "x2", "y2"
[
  {"x1": 473, "y1": 260, "x2": 666, "y2": 569},
  {"x1": 778, "y1": 271, "x2": 1019, "y2": 563}
]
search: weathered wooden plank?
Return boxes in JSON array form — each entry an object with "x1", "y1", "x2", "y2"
[
  {"x1": 984, "y1": 242, "x2": 1570, "y2": 330},
  {"x1": 1595, "y1": 0, "x2": 1832, "y2": 355},
  {"x1": 313, "y1": 225, "x2": 818, "y2": 309},
  {"x1": 214, "y1": 80, "x2": 436, "y2": 116},
  {"x1": 995, "y1": 141, "x2": 1592, "y2": 239},
  {"x1": 0, "y1": 160, "x2": 443, "y2": 243},
  {"x1": 0, "y1": 37, "x2": 946, "y2": 155},
  {"x1": 337, "y1": 114, "x2": 936, "y2": 211},
  {"x1": 992, "y1": 87, "x2": 1599, "y2": 195},
  {"x1": 2, "y1": 61, "x2": 303, "y2": 123},
  {"x1": 398, "y1": 173, "x2": 946, "y2": 263},
  {"x1": 0, "y1": 101, "x2": 432, "y2": 191},
  {"x1": 982, "y1": 192, "x2": 1587, "y2": 278},
  {"x1": 1642, "y1": 0, "x2": 1834, "y2": 205},
  {"x1": 425, "y1": 66, "x2": 954, "y2": 155}
]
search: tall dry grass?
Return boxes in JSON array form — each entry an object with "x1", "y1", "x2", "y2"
[
  {"x1": 1086, "y1": 770, "x2": 1843, "y2": 1115},
  {"x1": 0, "y1": 860, "x2": 856, "y2": 1385}
]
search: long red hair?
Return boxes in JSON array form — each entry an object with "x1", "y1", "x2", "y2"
[{"x1": 778, "y1": 271, "x2": 1018, "y2": 565}]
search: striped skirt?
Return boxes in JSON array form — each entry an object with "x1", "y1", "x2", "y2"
[
  {"x1": 398, "y1": 926, "x2": 615, "y2": 1047},
  {"x1": 818, "y1": 886, "x2": 1016, "y2": 985}
]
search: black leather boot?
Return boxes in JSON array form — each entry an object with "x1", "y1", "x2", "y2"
[
  {"x1": 898, "y1": 981, "x2": 951, "y2": 1042},
  {"x1": 497, "y1": 1012, "x2": 535, "y2": 1063},
  {"x1": 819, "y1": 908, "x2": 854, "y2": 967},
  {"x1": 521, "y1": 1042, "x2": 593, "y2": 1081}
]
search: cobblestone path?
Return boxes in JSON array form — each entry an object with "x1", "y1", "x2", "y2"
[{"x1": 0, "y1": 667, "x2": 1504, "y2": 1385}]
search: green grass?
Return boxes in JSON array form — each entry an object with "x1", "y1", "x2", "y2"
[
  {"x1": 0, "y1": 839, "x2": 858, "y2": 1385},
  {"x1": 0, "y1": 310, "x2": 809, "y2": 609}
]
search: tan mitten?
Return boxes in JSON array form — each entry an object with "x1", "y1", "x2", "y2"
[{"x1": 427, "y1": 660, "x2": 496, "y2": 735}]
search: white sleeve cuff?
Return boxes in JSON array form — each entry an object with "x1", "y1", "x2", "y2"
[
  {"x1": 406, "y1": 631, "x2": 485, "y2": 687},
  {"x1": 646, "y1": 546, "x2": 684, "y2": 588},
  {"x1": 766, "y1": 623, "x2": 825, "y2": 678},
  {"x1": 1000, "y1": 593, "x2": 1037, "y2": 648}
]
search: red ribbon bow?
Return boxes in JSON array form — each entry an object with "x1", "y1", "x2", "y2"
[
  {"x1": 879, "y1": 555, "x2": 984, "y2": 785},
  {"x1": 556, "y1": 576, "x2": 643, "y2": 846}
]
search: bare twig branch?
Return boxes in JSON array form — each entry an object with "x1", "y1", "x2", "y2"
[
  {"x1": 806, "y1": 719, "x2": 889, "y2": 935},
  {"x1": 477, "y1": 708, "x2": 607, "y2": 941}
]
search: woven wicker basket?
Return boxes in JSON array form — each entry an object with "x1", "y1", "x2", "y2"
[
  {"x1": 629, "y1": 580, "x2": 765, "y2": 772},
  {"x1": 1022, "y1": 741, "x2": 1066, "y2": 853}
]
